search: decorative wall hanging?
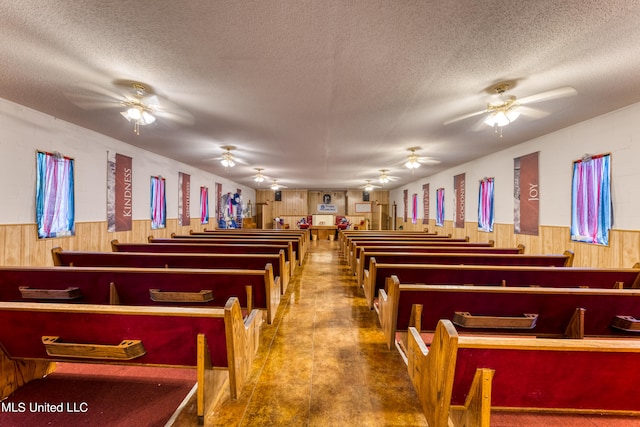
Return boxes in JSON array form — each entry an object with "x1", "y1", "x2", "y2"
[
  {"x1": 106, "y1": 151, "x2": 132, "y2": 232},
  {"x1": 200, "y1": 186, "x2": 209, "y2": 225},
  {"x1": 436, "y1": 188, "x2": 445, "y2": 227},
  {"x1": 570, "y1": 153, "x2": 612, "y2": 245},
  {"x1": 178, "y1": 172, "x2": 190, "y2": 226},
  {"x1": 514, "y1": 152, "x2": 539, "y2": 235},
  {"x1": 422, "y1": 183, "x2": 429, "y2": 225},
  {"x1": 453, "y1": 173, "x2": 466, "y2": 228},
  {"x1": 36, "y1": 151, "x2": 75, "y2": 238},
  {"x1": 150, "y1": 175, "x2": 166, "y2": 229},
  {"x1": 478, "y1": 177, "x2": 495, "y2": 232}
]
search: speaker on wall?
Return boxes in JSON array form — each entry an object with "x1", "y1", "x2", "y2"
[
  {"x1": 275, "y1": 190, "x2": 282, "y2": 201},
  {"x1": 363, "y1": 191, "x2": 370, "y2": 202}
]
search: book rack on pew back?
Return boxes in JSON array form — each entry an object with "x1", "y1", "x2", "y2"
[{"x1": 0, "y1": 297, "x2": 260, "y2": 425}]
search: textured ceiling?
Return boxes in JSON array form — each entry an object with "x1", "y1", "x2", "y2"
[{"x1": 2, "y1": 1, "x2": 640, "y2": 190}]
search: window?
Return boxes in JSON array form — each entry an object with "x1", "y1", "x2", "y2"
[
  {"x1": 570, "y1": 154, "x2": 612, "y2": 245},
  {"x1": 36, "y1": 151, "x2": 75, "y2": 238},
  {"x1": 436, "y1": 188, "x2": 445, "y2": 227},
  {"x1": 478, "y1": 177, "x2": 495, "y2": 232},
  {"x1": 150, "y1": 176, "x2": 166, "y2": 229}
]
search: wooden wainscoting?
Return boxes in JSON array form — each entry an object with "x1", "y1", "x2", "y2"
[
  {"x1": 393, "y1": 219, "x2": 640, "y2": 269},
  {"x1": 0, "y1": 219, "x2": 210, "y2": 267}
]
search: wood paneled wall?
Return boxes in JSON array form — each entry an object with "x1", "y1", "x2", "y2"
[
  {"x1": 0, "y1": 219, "x2": 209, "y2": 267},
  {"x1": 395, "y1": 218, "x2": 640, "y2": 269}
]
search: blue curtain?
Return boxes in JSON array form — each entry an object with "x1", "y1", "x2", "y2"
[
  {"x1": 570, "y1": 154, "x2": 612, "y2": 245},
  {"x1": 436, "y1": 188, "x2": 445, "y2": 226},
  {"x1": 478, "y1": 178, "x2": 495, "y2": 232},
  {"x1": 36, "y1": 151, "x2": 75, "y2": 238},
  {"x1": 150, "y1": 176, "x2": 166, "y2": 229},
  {"x1": 200, "y1": 186, "x2": 209, "y2": 224}
]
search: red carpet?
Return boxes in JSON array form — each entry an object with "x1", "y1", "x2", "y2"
[{"x1": 0, "y1": 362, "x2": 196, "y2": 427}]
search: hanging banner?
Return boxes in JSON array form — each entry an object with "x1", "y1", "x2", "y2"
[
  {"x1": 403, "y1": 189, "x2": 408, "y2": 223},
  {"x1": 107, "y1": 152, "x2": 132, "y2": 232},
  {"x1": 436, "y1": 188, "x2": 445, "y2": 226},
  {"x1": 178, "y1": 172, "x2": 191, "y2": 226},
  {"x1": 422, "y1": 183, "x2": 429, "y2": 225},
  {"x1": 514, "y1": 152, "x2": 539, "y2": 235},
  {"x1": 453, "y1": 173, "x2": 466, "y2": 228},
  {"x1": 215, "y1": 182, "x2": 222, "y2": 222}
]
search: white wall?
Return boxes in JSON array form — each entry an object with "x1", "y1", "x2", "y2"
[
  {"x1": 391, "y1": 101, "x2": 640, "y2": 230},
  {"x1": 0, "y1": 98, "x2": 255, "y2": 224}
]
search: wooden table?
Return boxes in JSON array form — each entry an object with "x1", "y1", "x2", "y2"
[{"x1": 310, "y1": 225, "x2": 337, "y2": 240}]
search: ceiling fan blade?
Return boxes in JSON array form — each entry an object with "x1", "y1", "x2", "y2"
[
  {"x1": 516, "y1": 105, "x2": 550, "y2": 119},
  {"x1": 470, "y1": 116, "x2": 489, "y2": 132},
  {"x1": 517, "y1": 86, "x2": 577, "y2": 105},
  {"x1": 64, "y1": 83, "x2": 125, "y2": 110},
  {"x1": 154, "y1": 108, "x2": 195, "y2": 126},
  {"x1": 443, "y1": 109, "x2": 487, "y2": 126}
]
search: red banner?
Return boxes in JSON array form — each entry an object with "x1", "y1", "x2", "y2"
[
  {"x1": 514, "y1": 152, "x2": 539, "y2": 235},
  {"x1": 454, "y1": 173, "x2": 465, "y2": 228},
  {"x1": 178, "y1": 172, "x2": 191, "y2": 226},
  {"x1": 107, "y1": 152, "x2": 133, "y2": 232},
  {"x1": 422, "y1": 183, "x2": 429, "y2": 224}
]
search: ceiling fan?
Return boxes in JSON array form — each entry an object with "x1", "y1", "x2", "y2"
[
  {"x1": 360, "y1": 180, "x2": 381, "y2": 191},
  {"x1": 270, "y1": 180, "x2": 288, "y2": 190},
  {"x1": 444, "y1": 82, "x2": 577, "y2": 136},
  {"x1": 397, "y1": 148, "x2": 441, "y2": 171},
  {"x1": 377, "y1": 169, "x2": 399, "y2": 185},
  {"x1": 253, "y1": 168, "x2": 267, "y2": 183},
  {"x1": 64, "y1": 80, "x2": 194, "y2": 134}
]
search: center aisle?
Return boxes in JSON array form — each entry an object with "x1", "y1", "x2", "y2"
[{"x1": 203, "y1": 238, "x2": 428, "y2": 426}]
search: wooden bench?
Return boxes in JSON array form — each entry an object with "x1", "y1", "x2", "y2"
[
  {"x1": 364, "y1": 262, "x2": 640, "y2": 309},
  {"x1": 358, "y1": 250, "x2": 573, "y2": 287},
  {"x1": 0, "y1": 297, "x2": 260, "y2": 424},
  {"x1": 406, "y1": 319, "x2": 640, "y2": 426},
  {"x1": 379, "y1": 275, "x2": 640, "y2": 349},
  {"x1": 112, "y1": 240, "x2": 295, "y2": 278},
  {"x1": 339, "y1": 231, "x2": 448, "y2": 254},
  {"x1": 194, "y1": 229, "x2": 309, "y2": 260},
  {"x1": 163, "y1": 234, "x2": 306, "y2": 268},
  {"x1": 348, "y1": 240, "x2": 495, "y2": 271},
  {"x1": 0, "y1": 265, "x2": 280, "y2": 324},
  {"x1": 52, "y1": 247, "x2": 290, "y2": 295},
  {"x1": 352, "y1": 244, "x2": 525, "y2": 278}
]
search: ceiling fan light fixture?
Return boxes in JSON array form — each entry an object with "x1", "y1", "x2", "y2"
[
  {"x1": 405, "y1": 152, "x2": 421, "y2": 169},
  {"x1": 270, "y1": 182, "x2": 280, "y2": 190},
  {"x1": 220, "y1": 148, "x2": 236, "y2": 168},
  {"x1": 121, "y1": 104, "x2": 156, "y2": 135},
  {"x1": 484, "y1": 109, "x2": 520, "y2": 127},
  {"x1": 379, "y1": 169, "x2": 390, "y2": 184}
]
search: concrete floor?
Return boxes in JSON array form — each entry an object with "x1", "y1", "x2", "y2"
[{"x1": 174, "y1": 239, "x2": 640, "y2": 427}]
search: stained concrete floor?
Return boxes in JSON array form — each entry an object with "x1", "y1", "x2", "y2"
[{"x1": 204, "y1": 238, "x2": 427, "y2": 426}]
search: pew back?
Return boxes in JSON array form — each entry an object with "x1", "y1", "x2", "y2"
[{"x1": 365, "y1": 262, "x2": 640, "y2": 309}]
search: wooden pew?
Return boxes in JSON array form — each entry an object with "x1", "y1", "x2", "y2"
[
  {"x1": 357, "y1": 250, "x2": 573, "y2": 288},
  {"x1": 162, "y1": 234, "x2": 306, "y2": 268},
  {"x1": 348, "y1": 240, "x2": 495, "y2": 272},
  {"x1": 379, "y1": 275, "x2": 640, "y2": 349},
  {"x1": 0, "y1": 297, "x2": 260, "y2": 424},
  {"x1": 0, "y1": 265, "x2": 280, "y2": 324},
  {"x1": 338, "y1": 230, "x2": 444, "y2": 254},
  {"x1": 406, "y1": 320, "x2": 640, "y2": 426},
  {"x1": 353, "y1": 244, "x2": 525, "y2": 279},
  {"x1": 345, "y1": 236, "x2": 470, "y2": 265},
  {"x1": 195, "y1": 229, "x2": 309, "y2": 257},
  {"x1": 112, "y1": 240, "x2": 296, "y2": 278},
  {"x1": 52, "y1": 247, "x2": 290, "y2": 295},
  {"x1": 364, "y1": 262, "x2": 640, "y2": 309}
]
